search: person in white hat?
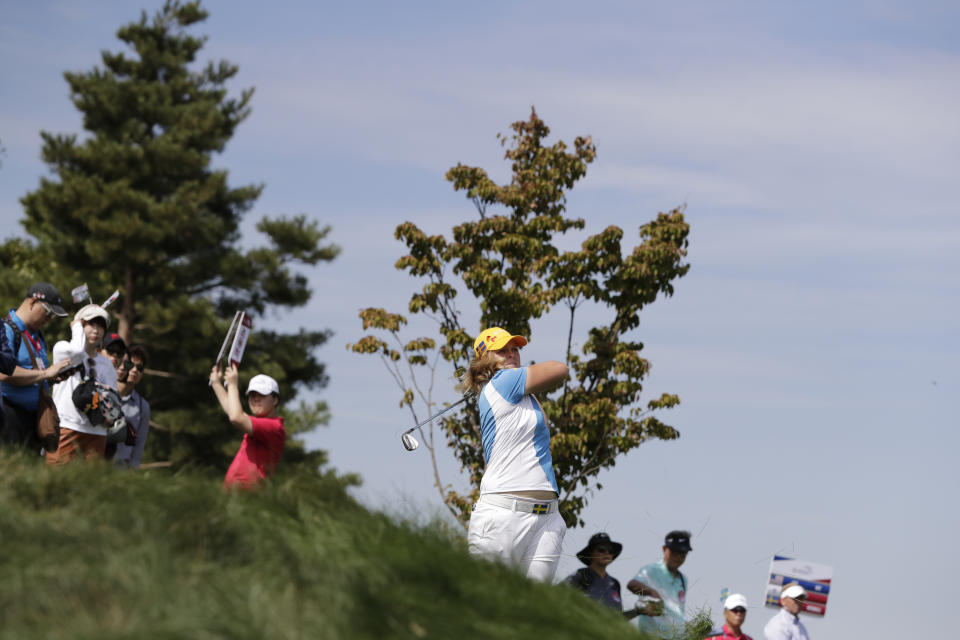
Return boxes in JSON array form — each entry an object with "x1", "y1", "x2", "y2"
[
  {"x1": 763, "y1": 583, "x2": 810, "y2": 640},
  {"x1": 209, "y1": 363, "x2": 285, "y2": 488},
  {"x1": 457, "y1": 327, "x2": 569, "y2": 582},
  {"x1": 718, "y1": 593, "x2": 753, "y2": 640},
  {"x1": 47, "y1": 304, "x2": 121, "y2": 464}
]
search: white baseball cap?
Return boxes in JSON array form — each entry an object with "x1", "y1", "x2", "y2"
[
  {"x1": 781, "y1": 584, "x2": 807, "y2": 601},
  {"x1": 724, "y1": 594, "x2": 748, "y2": 610},
  {"x1": 246, "y1": 374, "x2": 279, "y2": 396},
  {"x1": 74, "y1": 304, "x2": 110, "y2": 327}
]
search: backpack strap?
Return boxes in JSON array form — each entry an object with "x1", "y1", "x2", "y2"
[
  {"x1": 571, "y1": 567, "x2": 594, "y2": 592},
  {"x1": 3, "y1": 317, "x2": 41, "y2": 369},
  {"x1": 2, "y1": 317, "x2": 22, "y2": 360}
]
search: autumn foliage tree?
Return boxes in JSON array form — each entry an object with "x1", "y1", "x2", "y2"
[{"x1": 351, "y1": 109, "x2": 690, "y2": 527}]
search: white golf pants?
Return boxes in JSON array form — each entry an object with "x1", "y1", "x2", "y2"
[{"x1": 467, "y1": 495, "x2": 566, "y2": 582}]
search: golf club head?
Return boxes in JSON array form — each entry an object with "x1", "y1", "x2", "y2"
[{"x1": 401, "y1": 433, "x2": 420, "y2": 451}]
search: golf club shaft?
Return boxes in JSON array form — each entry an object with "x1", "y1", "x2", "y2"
[{"x1": 402, "y1": 395, "x2": 469, "y2": 435}]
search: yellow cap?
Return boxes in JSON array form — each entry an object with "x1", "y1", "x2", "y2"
[{"x1": 473, "y1": 327, "x2": 527, "y2": 359}]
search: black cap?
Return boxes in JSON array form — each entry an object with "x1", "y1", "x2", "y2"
[
  {"x1": 576, "y1": 532, "x2": 623, "y2": 565},
  {"x1": 103, "y1": 333, "x2": 127, "y2": 353},
  {"x1": 664, "y1": 530, "x2": 693, "y2": 552},
  {"x1": 26, "y1": 282, "x2": 67, "y2": 317}
]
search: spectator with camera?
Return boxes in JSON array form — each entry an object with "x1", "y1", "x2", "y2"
[
  {"x1": 627, "y1": 530, "x2": 694, "y2": 639},
  {"x1": 47, "y1": 304, "x2": 122, "y2": 464},
  {"x1": 111, "y1": 343, "x2": 151, "y2": 469},
  {"x1": 0, "y1": 282, "x2": 72, "y2": 450},
  {"x1": 101, "y1": 333, "x2": 130, "y2": 460}
]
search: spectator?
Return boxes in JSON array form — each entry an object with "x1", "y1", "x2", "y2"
[
  {"x1": 457, "y1": 327, "x2": 569, "y2": 582},
  {"x1": 627, "y1": 530, "x2": 694, "y2": 638},
  {"x1": 47, "y1": 305, "x2": 121, "y2": 464},
  {"x1": 718, "y1": 593, "x2": 753, "y2": 640},
  {"x1": 209, "y1": 363, "x2": 285, "y2": 489},
  {"x1": 566, "y1": 532, "x2": 641, "y2": 620},
  {"x1": 101, "y1": 333, "x2": 127, "y2": 370},
  {"x1": 763, "y1": 584, "x2": 810, "y2": 640},
  {"x1": 101, "y1": 333, "x2": 127, "y2": 460},
  {"x1": 112, "y1": 344, "x2": 151, "y2": 469},
  {"x1": 0, "y1": 282, "x2": 71, "y2": 450}
]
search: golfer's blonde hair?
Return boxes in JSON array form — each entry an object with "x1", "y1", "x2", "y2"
[{"x1": 457, "y1": 351, "x2": 502, "y2": 396}]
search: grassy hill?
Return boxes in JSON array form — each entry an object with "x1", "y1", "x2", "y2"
[{"x1": 0, "y1": 453, "x2": 708, "y2": 639}]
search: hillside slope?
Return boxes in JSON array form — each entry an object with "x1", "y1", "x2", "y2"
[{"x1": 0, "y1": 454, "x2": 706, "y2": 639}]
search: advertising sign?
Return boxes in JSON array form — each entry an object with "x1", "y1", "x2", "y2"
[
  {"x1": 71, "y1": 283, "x2": 90, "y2": 304},
  {"x1": 764, "y1": 556, "x2": 833, "y2": 617},
  {"x1": 228, "y1": 312, "x2": 253, "y2": 367}
]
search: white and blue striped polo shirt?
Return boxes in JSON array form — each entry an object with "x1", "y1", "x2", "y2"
[{"x1": 478, "y1": 367, "x2": 558, "y2": 495}]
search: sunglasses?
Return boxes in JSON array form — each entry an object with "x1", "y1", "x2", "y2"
[
  {"x1": 594, "y1": 546, "x2": 613, "y2": 555},
  {"x1": 38, "y1": 301, "x2": 56, "y2": 319},
  {"x1": 729, "y1": 607, "x2": 746, "y2": 614}
]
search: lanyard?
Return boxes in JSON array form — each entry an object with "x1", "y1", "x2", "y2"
[{"x1": 22, "y1": 330, "x2": 45, "y2": 370}]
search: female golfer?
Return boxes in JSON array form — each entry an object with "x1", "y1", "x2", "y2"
[{"x1": 459, "y1": 327, "x2": 569, "y2": 581}]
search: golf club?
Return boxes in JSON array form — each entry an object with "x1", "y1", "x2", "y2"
[{"x1": 401, "y1": 394, "x2": 473, "y2": 451}]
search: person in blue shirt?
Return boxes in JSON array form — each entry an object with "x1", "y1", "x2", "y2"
[
  {"x1": 627, "y1": 530, "x2": 694, "y2": 638},
  {"x1": 0, "y1": 282, "x2": 71, "y2": 448},
  {"x1": 458, "y1": 327, "x2": 569, "y2": 582}
]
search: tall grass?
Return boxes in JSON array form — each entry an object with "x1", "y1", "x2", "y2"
[{"x1": 0, "y1": 453, "x2": 706, "y2": 639}]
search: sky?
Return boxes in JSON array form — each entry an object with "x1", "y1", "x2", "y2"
[{"x1": 1, "y1": 1, "x2": 958, "y2": 637}]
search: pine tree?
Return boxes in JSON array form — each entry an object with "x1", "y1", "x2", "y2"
[{"x1": 7, "y1": 1, "x2": 341, "y2": 475}]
